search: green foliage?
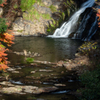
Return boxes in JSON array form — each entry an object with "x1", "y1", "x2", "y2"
[
  {"x1": 0, "y1": 0, "x2": 3, "y2": 4},
  {"x1": 47, "y1": 19, "x2": 57, "y2": 33},
  {"x1": 79, "y1": 66, "x2": 100, "y2": 100},
  {"x1": 64, "y1": 0, "x2": 76, "y2": 11},
  {"x1": 26, "y1": 57, "x2": 34, "y2": 63},
  {"x1": 17, "y1": 30, "x2": 23, "y2": 33},
  {"x1": 58, "y1": 11, "x2": 66, "y2": 21},
  {"x1": 47, "y1": 12, "x2": 66, "y2": 34},
  {"x1": 36, "y1": 0, "x2": 41, "y2": 3},
  {"x1": 78, "y1": 41, "x2": 97, "y2": 55},
  {"x1": 67, "y1": 8, "x2": 71, "y2": 17},
  {"x1": 20, "y1": 0, "x2": 36, "y2": 11},
  {"x1": 23, "y1": 6, "x2": 51, "y2": 21},
  {"x1": 13, "y1": 4, "x2": 18, "y2": 9},
  {"x1": 63, "y1": 0, "x2": 77, "y2": 19},
  {"x1": 49, "y1": 5, "x2": 57, "y2": 12},
  {"x1": 42, "y1": 14, "x2": 51, "y2": 19},
  {"x1": 0, "y1": 18, "x2": 7, "y2": 33}
]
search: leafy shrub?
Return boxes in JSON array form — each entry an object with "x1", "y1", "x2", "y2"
[
  {"x1": 20, "y1": 0, "x2": 36, "y2": 11},
  {"x1": 78, "y1": 41, "x2": 97, "y2": 55},
  {"x1": 47, "y1": 12, "x2": 66, "y2": 34},
  {"x1": 79, "y1": 67, "x2": 100, "y2": 100},
  {"x1": 49, "y1": 5, "x2": 57, "y2": 12},
  {"x1": 0, "y1": 0, "x2": 3, "y2": 4},
  {"x1": 0, "y1": 0, "x2": 14, "y2": 71},
  {"x1": 0, "y1": 18, "x2": 7, "y2": 33}
]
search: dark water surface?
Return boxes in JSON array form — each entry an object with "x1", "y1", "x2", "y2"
[
  {"x1": 8, "y1": 37, "x2": 82, "y2": 64},
  {"x1": 1, "y1": 37, "x2": 82, "y2": 100},
  {"x1": 0, "y1": 64, "x2": 80, "y2": 100}
]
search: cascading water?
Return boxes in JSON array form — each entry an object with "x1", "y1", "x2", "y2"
[{"x1": 47, "y1": 0, "x2": 95, "y2": 40}]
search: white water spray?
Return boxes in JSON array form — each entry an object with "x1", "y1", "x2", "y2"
[{"x1": 47, "y1": 0, "x2": 95, "y2": 38}]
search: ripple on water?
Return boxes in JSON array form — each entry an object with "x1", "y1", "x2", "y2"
[
  {"x1": 9, "y1": 80, "x2": 24, "y2": 85},
  {"x1": 51, "y1": 90, "x2": 70, "y2": 94}
]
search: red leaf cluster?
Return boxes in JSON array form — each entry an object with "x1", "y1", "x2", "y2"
[
  {"x1": 96, "y1": 9, "x2": 100, "y2": 27},
  {"x1": 0, "y1": 32, "x2": 14, "y2": 71},
  {"x1": 0, "y1": 0, "x2": 14, "y2": 71},
  {"x1": 0, "y1": 44, "x2": 8, "y2": 70},
  {"x1": 0, "y1": 33, "x2": 14, "y2": 46}
]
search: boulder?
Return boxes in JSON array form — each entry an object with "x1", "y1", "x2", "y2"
[
  {"x1": 33, "y1": 3, "x2": 52, "y2": 15},
  {"x1": 12, "y1": 17, "x2": 47, "y2": 36},
  {"x1": 42, "y1": 0, "x2": 52, "y2": 6}
]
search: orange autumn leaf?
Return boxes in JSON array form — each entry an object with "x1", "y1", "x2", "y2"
[
  {"x1": 97, "y1": 9, "x2": 100, "y2": 13},
  {"x1": 0, "y1": 33, "x2": 14, "y2": 46},
  {"x1": 0, "y1": 3, "x2": 14, "y2": 71},
  {"x1": 96, "y1": 9, "x2": 100, "y2": 27},
  {"x1": 0, "y1": 63, "x2": 8, "y2": 71},
  {"x1": 0, "y1": 32, "x2": 14, "y2": 71}
]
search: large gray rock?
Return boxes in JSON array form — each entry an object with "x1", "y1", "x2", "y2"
[
  {"x1": 12, "y1": 17, "x2": 24, "y2": 35},
  {"x1": 12, "y1": 0, "x2": 73, "y2": 36},
  {"x1": 33, "y1": 3, "x2": 52, "y2": 15},
  {"x1": 12, "y1": 17, "x2": 47, "y2": 36},
  {"x1": 13, "y1": 17, "x2": 24, "y2": 31},
  {"x1": 0, "y1": 81, "x2": 58, "y2": 94},
  {"x1": 42, "y1": 0, "x2": 52, "y2": 6}
]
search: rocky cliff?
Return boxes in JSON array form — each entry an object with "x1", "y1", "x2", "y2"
[{"x1": 1, "y1": 0, "x2": 88, "y2": 36}]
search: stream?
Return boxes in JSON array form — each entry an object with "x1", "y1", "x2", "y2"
[{"x1": 0, "y1": 37, "x2": 82, "y2": 100}]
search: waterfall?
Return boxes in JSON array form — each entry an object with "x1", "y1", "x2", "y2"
[{"x1": 47, "y1": 0, "x2": 95, "y2": 39}]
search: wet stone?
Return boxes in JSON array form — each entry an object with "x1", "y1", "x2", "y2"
[
  {"x1": 0, "y1": 86, "x2": 22, "y2": 94},
  {"x1": 24, "y1": 86, "x2": 38, "y2": 93},
  {"x1": 14, "y1": 66, "x2": 22, "y2": 69},
  {"x1": 31, "y1": 71, "x2": 36, "y2": 74},
  {"x1": 57, "y1": 61, "x2": 64, "y2": 67},
  {"x1": 9, "y1": 80, "x2": 24, "y2": 85},
  {"x1": 39, "y1": 69, "x2": 53, "y2": 72},
  {"x1": 23, "y1": 86, "x2": 58, "y2": 94},
  {"x1": 7, "y1": 68, "x2": 16, "y2": 71},
  {"x1": 54, "y1": 84, "x2": 66, "y2": 87},
  {"x1": 12, "y1": 71, "x2": 20, "y2": 73},
  {"x1": 0, "y1": 81, "x2": 14, "y2": 87}
]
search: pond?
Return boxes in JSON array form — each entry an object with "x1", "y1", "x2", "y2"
[
  {"x1": 8, "y1": 37, "x2": 82, "y2": 64},
  {"x1": 1, "y1": 37, "x2": 82, "y2": 100}
]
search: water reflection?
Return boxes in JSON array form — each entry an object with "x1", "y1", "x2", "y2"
[{"x1": 8, "y1": 37, "x2": 82, "y2": 63}]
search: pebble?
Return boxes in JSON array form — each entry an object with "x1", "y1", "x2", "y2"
[
  {"x1": 12, "y1": 71, "x2": 20, "y2": 73},
  {"x1": 31, "y1": 71, "x2": 36, "y2": 73},
  {"x1": 39, "y1": 69, "x2": 53, "y2": 72},
  {"x1": 7, "y1": 68, "x2": 16, "y2": 71},
  {"x1": 54, "y1": 84, "x2": 66, "y2": 86}
]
